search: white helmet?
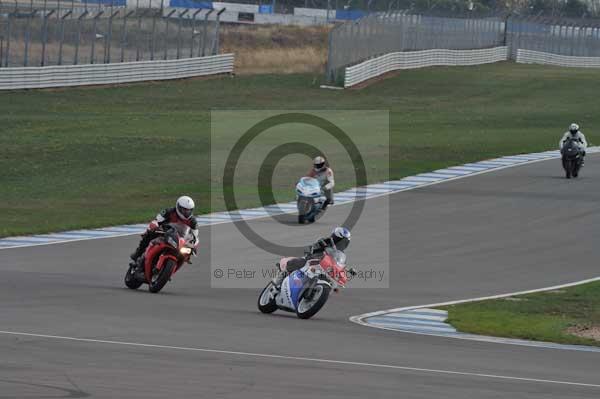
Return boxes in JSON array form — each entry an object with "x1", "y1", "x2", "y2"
[
  {"x1": 313, "y1": 156, "x2": 326, "y2": 172},
  {"x1": 569, "y1": 123, "x2": 580, "y2": 134},
  {"x1": 331, "y1": 226, "x2": 351, "y2": 251},
  {"x1": 176, "y1": 196, "x2": 195, "y2": 220}
]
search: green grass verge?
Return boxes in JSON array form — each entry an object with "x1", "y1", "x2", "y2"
[
  {"x1": 1, "y1": 62, "x2": 600, "y2": 237},
  {"x1": 441, "y1": 280, "x2": 600, "y2": 347}
]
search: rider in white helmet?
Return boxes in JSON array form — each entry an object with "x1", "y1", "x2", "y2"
[
  {"x1": 307, "y1": 156, "x2": 335, "y2": 210},
  {"x1": 272, "y1": 227, "x2": 351, "y2": 288},
  {"x1": 130, "y1": 196, "x2": 197, "y2": 267},
  {"x1": 560, "y1": 123, "x2": 588, "y2": 164}
]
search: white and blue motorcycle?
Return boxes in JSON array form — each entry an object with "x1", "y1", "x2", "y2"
[
  {"x1": 295, "y1": 177, "x2": 326, "y2": 224},
  {"x1": 257, "y1": 247, "x2": 354, "y2": 319}
]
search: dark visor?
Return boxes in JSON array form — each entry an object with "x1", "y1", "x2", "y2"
[{"x1": 179, "y1": 206, "x2": 193, "y2": 218}]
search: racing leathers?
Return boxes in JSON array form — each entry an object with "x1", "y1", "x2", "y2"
[
  {"x1": 307, "y1": 167, "x2": 335, "y2": 209},
  {"x1": 560, "y1": 130, "x2": 588, "y2": 166},
  {"x1": 130, "y1": 207, "x2": 198, "y2": 266}
]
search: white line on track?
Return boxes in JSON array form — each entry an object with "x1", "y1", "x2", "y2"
[{"x1": 0, "y1": 330, "x2": 598, "y2": 389}]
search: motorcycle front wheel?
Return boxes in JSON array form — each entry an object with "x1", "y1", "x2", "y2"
[
  {"x1": 296, "y1": 283, "x2": 331, "y2": 319},
  {"x1": 148, "y1": 259, "x2": 176, "y2": 293},
  {"x1": 564, "y1": 159, "x2": 572, "y2": 179}
]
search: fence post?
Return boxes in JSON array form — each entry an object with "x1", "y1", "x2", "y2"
[
  {"x1": 4, "y1": 12, "x2": 11, "y2": 67},
  {"x1": 58, "y1": 10, "x2": 72, "y2": 65},
  {"x1": 201, "y1": 9, "x2": 213, "y2": 57},
  {"x1": 213, "y1": 8, "x2": 225, "y2": 55},
  {"x1": 190, "y1": 8, "x2": 201, "y2": 58},
  {"x1": 150, "y1": 10, "x2": 157, "y2": 60},
  {"x1": 105, "y1": 9, "x2": 119, "y2": 63},
  {"x1": 41, "y1": 9, "x2": 56, "y2": 66},
  {"x1": 176, "y1": 9, "x2": 188, "y2": 60},
  {"x1": 24, "y1": 10, "x2": 36, "y2": 67},
  {"x1": 121, "y1": 10, "x2": 134, "y2": 62},
  {"x1": 90, "y1": 11, "x2": 104, "y2": 64},
  {"x1": 163, "y1": 9, "x2": 176, "y2": 60},
  {"x1": 504, "y1": 16, "x2": 511, "y2": 59},
  {"x1": 326, "y1": 23, "x2": 336, "y2": 84},
  {"x1": 74, "y1": 11, "x2": 88, "y2": 65},
  {"x1": 135, "y1": 10, "x2": 146, "y2": 62}
]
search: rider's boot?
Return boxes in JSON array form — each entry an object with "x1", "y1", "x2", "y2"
[
  {"x1": 130, "y1": 245, "x2": 145, "y2": 262},
  {"x1": 130, "y1": 232, "x2": 152, "y2": 261},
  {"x1": 131, "y1": 256, "x2": 146, "y2": 279},
  {"x1": 272, "y1": 270, "x2": 286, "y2": 289}
]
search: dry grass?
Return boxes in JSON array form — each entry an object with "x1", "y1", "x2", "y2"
[
  {"x1": 219, "y1": 24, "x2": 330, "y2": 75},
  {"x1": 3, "y1": 20, "x2": 329, "y2": 73}
]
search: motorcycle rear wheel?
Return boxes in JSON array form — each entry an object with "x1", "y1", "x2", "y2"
[
  {"x1": 258, "y1": 283, "x2": 278, "y2": 314},
  {"x1": 296, "y1": 283, "x2": 330, "y2": 319},
  {"x1": 148, "y1": 259, "x2": 176, "y2": 293},
  {"x1": 124, "y1": 265, "x2": 143, "y2": 290}
]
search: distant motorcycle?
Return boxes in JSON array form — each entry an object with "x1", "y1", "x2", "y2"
[
  {"x1": 561, "y1": 137, "x2": 583, "y2": 179},
  {"x1": 257, "y1": 247, "x2": 356, "y2": 319},
  {"x1": 296, "y1": 177, "x2": 326, "y2": 224},
  {"x1": 125, "y1": 223, "x2": 199, "y2": 293}
]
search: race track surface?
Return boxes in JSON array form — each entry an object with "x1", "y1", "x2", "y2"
[{"x1": 1, "y1": 155, "x2": 599, "y2": 398}]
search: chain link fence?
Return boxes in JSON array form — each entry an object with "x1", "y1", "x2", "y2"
[
  {"x1": 326, "y1": 12, "x2": 505, "y2": 82},
  {"x1": 507, "y1": 17, "x2": 600, "y2": 59},
  {"x1": 327, "y1": 11, "x2": 600, "y2": 83},
  {"x1": 0, "y1": 3, "x2": 223, "y2": 67}
]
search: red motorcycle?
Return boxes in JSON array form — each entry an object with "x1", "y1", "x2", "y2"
[{"x1": 124, "y1": 223, "x2": 199, "y2": 293}]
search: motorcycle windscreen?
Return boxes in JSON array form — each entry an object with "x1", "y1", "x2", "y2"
[
  {"x1": 289, "y1": 270, "x2": 308, "y2": 310},
  {"x1": 297, "y1": 177, "x2": 322, "y2": 197}
]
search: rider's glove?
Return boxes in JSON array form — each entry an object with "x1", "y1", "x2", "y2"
[{"x1": 148, "y1": 221, "x2": 159, "y2": 231}]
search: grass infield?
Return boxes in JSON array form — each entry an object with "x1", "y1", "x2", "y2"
[
  {"x1": 1, "y1": 62, "x2": 599, "y2": 237},
  {"x1": 441, "y1": 280, "x2": 600, "y2": 347}
]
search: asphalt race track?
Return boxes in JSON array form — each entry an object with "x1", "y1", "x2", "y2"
[{"x1": 1, "y1": 155, "x2": 599, "y2": 398}]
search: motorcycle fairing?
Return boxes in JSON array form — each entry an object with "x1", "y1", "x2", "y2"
[
  {"x1": 144, "y1": 241, "x2": 177, "y2": 282},
  {"x1": 289, "y1": 270, "x2": 307, "y2": 309},
  {"x1": 276, "y1": 277, "x2": 294, "y2": 310}
]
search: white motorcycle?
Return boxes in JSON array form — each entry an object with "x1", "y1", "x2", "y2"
[{"x1": 296, "y1": 177, "x2": 326, "y2": 224}]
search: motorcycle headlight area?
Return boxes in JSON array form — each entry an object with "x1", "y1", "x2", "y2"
[{"x1": 180, "y1": 247, "x2": 192, "y2": 255}]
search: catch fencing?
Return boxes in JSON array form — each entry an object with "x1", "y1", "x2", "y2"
[
  {"x1": 0, "y1": 4, "x2": 223, "y2": 68},
  {"x1": 327, "y1": 12, "x2": 505, "y2": 83},
  {"x1": 327, "y1": 12, "x2": 600, "y2": 83},
  {"x1": 507, "y1": 17, "x2": 600, "y2": 59},
  {"x1": 0, "y1": 52, "x2": 233, "y2": 89},
  {"x1": 344, "y1": 47, "x2": 508, "y2": 87}
]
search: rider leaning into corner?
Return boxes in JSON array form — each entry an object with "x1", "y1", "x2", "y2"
[
  {"x1": 307, "y1": 156, "x2": 335, "y2": 210},
  {"x1": 272, "y1": 227, "x2": 351, "y2": 288},
  {"x1": 129, "y1": 196, "x2": 198, "y2": 269},
  {"x1": 560, "y1": 123, "x2": 588, "y2": 165}
]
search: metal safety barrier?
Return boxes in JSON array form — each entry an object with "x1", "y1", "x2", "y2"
[
  {"x1": 0, "y1": 53, "x2": 234, "y2": 89},
  {"x1": 344, "y1": 47, "x2": 508, "y2": 88},
  {"x1": 516, "y1": 49, "x2": 600, "y2": 68}
]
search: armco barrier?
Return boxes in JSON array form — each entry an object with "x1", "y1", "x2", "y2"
[
  {"x1": 344, "y1": 47, "x2": 508, "y2": 88},
  {"x1": 0, "y1": 54, "x2": 234, "y2": 90},
  {"x1": 516, "y1": 49, "x2": 600, "y2": 68}
]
